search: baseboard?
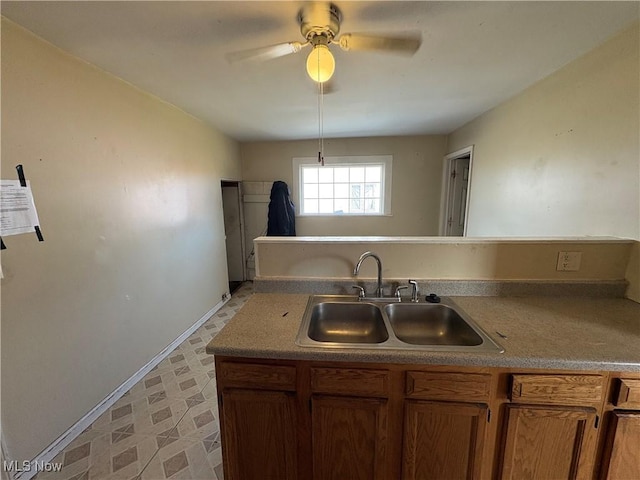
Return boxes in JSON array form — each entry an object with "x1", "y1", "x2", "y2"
[{"x1": 10, "y1": 298, "x2": 228, "y2": 480}]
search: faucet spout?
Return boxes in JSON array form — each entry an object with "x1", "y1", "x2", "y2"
[{"x1": 353, "y1": 251, "x2": 383, "y2": 297}]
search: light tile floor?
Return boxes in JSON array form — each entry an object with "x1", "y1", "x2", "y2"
[{"x1": 35, "y1": 283, "x2": 253, "y2": 480}]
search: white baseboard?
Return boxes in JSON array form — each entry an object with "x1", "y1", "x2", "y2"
[{"x1": 10, "y1": 298, "x2": 228, "y2": 480}]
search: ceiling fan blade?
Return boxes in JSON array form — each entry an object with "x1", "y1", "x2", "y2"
[
  {"x1": 226, "y1": 41, "x2": 306, "y2": 63},
  {"x1": 337, "y1": 33, "x2": 421, "y2": 55}
]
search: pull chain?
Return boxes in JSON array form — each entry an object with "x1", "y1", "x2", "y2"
[{"x1": 317, "y1": 53, "x2": 324, "y2": 166}]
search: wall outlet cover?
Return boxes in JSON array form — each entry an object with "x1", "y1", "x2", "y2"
[{"x1": 556, "y1": 251, "x2": 582, "y2": 271}]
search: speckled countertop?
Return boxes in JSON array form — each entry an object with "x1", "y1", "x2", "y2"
[{"x1": 206, "y1": 293, "x2": 640, "y2": 372}]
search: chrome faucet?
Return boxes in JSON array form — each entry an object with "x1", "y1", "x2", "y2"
[
  {"x1": 409, "y1": 280, "x2": 420, "y2": 302},
  {"x1": 353, "y1": 251, "x2": 383, "y2": 297}
]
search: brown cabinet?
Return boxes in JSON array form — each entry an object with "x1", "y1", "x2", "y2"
[
  {"x1": 312, "y1": 395, "x2": 389, "y2": 480},
  {"x1": 498, "y1": 404, "x2": 598, "y2": 479},
  {"x1": 402, "y1": 370, "x2": 492, "y2": 479},
  {"x1": 403, "y1": 400, "x2": 488, "y2": 479},
  {"x1": 600, "y1": 411, "x2": 640, "y2": 479},
  {"x1": 497, "y1": 373, "x2": 604, "y2": 480},
  {"x1": 216, "y1": 361, "x2": 300, "y2": 480},
  {"x1": 221, "y1": 389, "x2": 299, "y2": 480},
  {"x1": 599, "y1": 376, "x2": 640, "y2": 479},
  {"x1": 216, "y1": 357, "x2": 640, "y2": 480},
  {"x1": 310, "y1": 367, "x2": 392, "y2": 479}
]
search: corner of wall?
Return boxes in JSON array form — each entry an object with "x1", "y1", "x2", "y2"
[{"x1": 625, "y1": 240, "x2": 640, "y2": 303}]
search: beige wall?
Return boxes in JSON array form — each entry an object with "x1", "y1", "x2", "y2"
[
  {"x1": 254, "y1": 237, "x2": 632, "y2": 282},
  {"x1": 1, "y1": 19, "x2": 240, "y2": 462},
  {"x1": 447, "y1": 23, "x2": 640, "y2": 240},
  {"x1": 240, "y1": 135, "x2": 447, "y2": 243}
]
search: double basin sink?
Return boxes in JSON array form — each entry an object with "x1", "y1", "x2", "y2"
[{"x1": 295, "y1": 295, "x2": 504, "y2": 353}]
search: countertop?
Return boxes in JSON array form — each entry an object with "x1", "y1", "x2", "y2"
[{"x1": 206, "y1": 293, "x2": 640, "y2": 372}]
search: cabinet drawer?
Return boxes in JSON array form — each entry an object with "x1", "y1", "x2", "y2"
[
  {"x1": 510, "y1": 374, "x2": 604, "y2": 406},
  {"x1": 219, "y1": 362, "x2": 296, "y2": 391},
  {"x1": 406, "y1": 371, "x2": 492, "y2": 401},
  {"x1": 614, "y1": 378, "x2": 640, "y2": 409},
  {"x1": 311, "y1": 367, "x2": 389, "y2": 397}
]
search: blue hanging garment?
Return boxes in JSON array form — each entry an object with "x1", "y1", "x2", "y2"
[{"x1": 266, "y1": 181, "x2": 296, "y2": 236}]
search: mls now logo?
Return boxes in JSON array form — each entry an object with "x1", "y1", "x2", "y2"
[{"x1": 3, "y1": 460, "x2": 63, "y2": 473}]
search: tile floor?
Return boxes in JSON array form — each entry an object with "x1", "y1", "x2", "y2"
[{"x1": 35, "y1": 283, "x2": 254, "y2": 480}]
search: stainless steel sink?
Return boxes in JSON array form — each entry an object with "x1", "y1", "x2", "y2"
[
  {"x1": 384, "y1": 303, "x2": 482, "y2": 346},
  {"x1": 308, "y1": 302, "x2": 388, "y2": 343},
  {"x1": 295, "y1": 295, "x2": 504, "y2": 353}
]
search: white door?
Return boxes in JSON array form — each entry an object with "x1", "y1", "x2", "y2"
[
  {"x1": 446, "y1": 156, "x2": 470, "y2": 236},
  {"x1": 222, "y1": 182, "x2": 245, "y2": 284}
]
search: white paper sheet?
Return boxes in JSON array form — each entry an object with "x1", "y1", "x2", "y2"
[{"x1": 0, "y1": 180, "x2": 42, "y2": 236}]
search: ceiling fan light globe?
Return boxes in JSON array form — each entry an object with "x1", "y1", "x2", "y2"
[{"x1": 306, "y1": 45, "x2": 335, "y2": 83}]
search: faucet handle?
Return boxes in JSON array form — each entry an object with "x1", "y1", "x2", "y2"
[
  {"x1": 394, "y1": 285, "x2": 409, "y2": 300},
  {"x1": 351, "y1": 285, "x2": 366, "y2": 299},
  {"x1": 408, "y1": 280, "x2": 419, "y2": 302}
]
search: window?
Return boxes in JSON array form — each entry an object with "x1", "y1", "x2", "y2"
[{"x1": 293, "y1": 156, "x2": 392, "y2": 216}]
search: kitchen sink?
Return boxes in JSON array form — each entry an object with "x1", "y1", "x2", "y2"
[
  {"x1": 295, "y1": 295, "x2": 504, "y2": 353},
  {"x1": 384, "y1": 303, "x2": 483, "y2": 346},
  {"x1": 307, "y1": 302, "x2": 389, "y2": 343}
]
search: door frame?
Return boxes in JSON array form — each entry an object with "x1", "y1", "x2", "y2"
[
  {"x1": 221, "y1": 180, "x2": 247, "y2": 282},
  {"x1": 438, "y1": 146, "x2": 474, "y2": 236}
]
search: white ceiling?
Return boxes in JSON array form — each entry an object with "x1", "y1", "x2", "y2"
[{"x1": 2, "y1": 1, "x2": 638, "y2": 142}]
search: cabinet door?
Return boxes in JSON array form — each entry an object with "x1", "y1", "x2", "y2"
[
  {"x1": 498, "y1": 404, "x2": 598, "y2": 480},
  {"x1": 600, "y1": 411, "x2": 640, "y2": 479},
  {"x1": 311, "y1": 395, "x2": 389, "y2": 480},
  {"x1": 402, "y1": 400, "x2": 487, "y2": 480},
  {"x1": 221, "y1": 389, "x2": 298, "y2": 480}
]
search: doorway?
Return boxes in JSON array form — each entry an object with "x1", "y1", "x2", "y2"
[
  {"x1": 221, "y1": 181, "x2": 246, "y2": 294},
  {"x1": 439, "y1": 146, "x2": 473, "y2": 236}
]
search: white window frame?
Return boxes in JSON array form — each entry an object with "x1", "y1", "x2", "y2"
[{"x1": 292, "y1": 155, "x2": 393, "y2": 216}]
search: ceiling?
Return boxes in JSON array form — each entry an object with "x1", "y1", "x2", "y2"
[{"x1": 2, "y1": 1, "x2": 638, "y2": 142}]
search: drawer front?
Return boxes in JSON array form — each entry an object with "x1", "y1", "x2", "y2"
[
  {"x1": 311, "y1": 367, "x2": 389, "y2": 397},
  {"x1": 614, "y1": 378, "x2": 640, "y2": 409},
  {"x1": 219, "y1": 362, "x2": 296, "y2": 391},
  {"x1": 406, "y1": 371, "x2": 492, "y2": 402},
  {"x1": 510, "y1": 374, "x2": 604, "y2": 406}
]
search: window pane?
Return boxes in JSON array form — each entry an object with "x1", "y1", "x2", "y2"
[
  {"x1": 334, "y1": 198, "x2": 349, "y2": 213},
  {"x1": 303, "y1": 167, "x2": 318, "y2": 183},
  {"x1": 318, "y1": 184, "x2": 333, "y2": 199},
  {"x1": 365, "y1": 165, "x2": 382, "y2": 182},
  {"x1": 304, "y1": 199, "x2": 318, "y2": 214},
  {"x1": 318, "y1": 167, "x2": 333, "y2": 183},
  {"x1": 334, "y1": 167, "x2": 349, "y2": 183},
  {"x1": 350, "y1": 198, "x2": 364, "y2": 213},
  {"x1": 364, "y1": 183, "x2": 380, "y2": 198},
  {"x1": 297, "y1": 157, "x2": 390, "y2": 216},
  {"x1": 334, "y1": 183, "x2": 349, "y2": 198},
  {"x1": 318, "y1": 199, "x2": 333, "y2": 213},
  {"x1": 365, "y1": 198, "x2": 380, "y2": 213},
  {"x1": 303, "y1": 183, "x2": 319, "y2": 199},
  {"x1": 350, "y1": 167, "x2": 365, "y2": 182}
]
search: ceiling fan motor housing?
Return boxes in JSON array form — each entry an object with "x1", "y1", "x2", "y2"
[{"x1": 298, "y1": 2, "x2": 342, "y2": 41}]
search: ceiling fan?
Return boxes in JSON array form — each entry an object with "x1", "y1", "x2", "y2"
[{"x1": 226, "y1": 1, "x2": 422, "y2": 83}]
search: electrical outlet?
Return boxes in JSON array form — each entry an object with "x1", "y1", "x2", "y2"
[{"x1": 556, "y1": 251, "x2": 582, "y2": 271}]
